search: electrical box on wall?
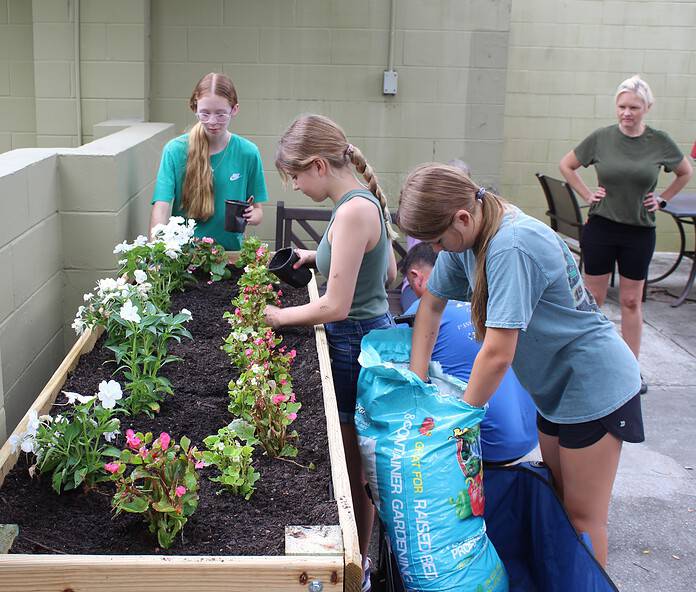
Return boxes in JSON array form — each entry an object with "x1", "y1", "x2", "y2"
[{"x1": 383, "y1": 70, "x2": 398, "y2": 95}]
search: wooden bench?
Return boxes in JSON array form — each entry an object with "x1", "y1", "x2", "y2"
[{"x1": 274, "y1": 201, "x2": 407, "y2": 314}]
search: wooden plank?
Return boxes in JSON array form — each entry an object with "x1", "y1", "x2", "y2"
[
  {"x1": 0, "y1": 554, "x2": 344, "y2": 592},
  {"x1": 307, "y1": 272, "x2": 362, "y2": 592},
  {"x1": 0, "y1": 325, "x2": 103, "y2": 488},
  {"x1": 285, "y1": 525, "x2": 343, "y2": 556}
]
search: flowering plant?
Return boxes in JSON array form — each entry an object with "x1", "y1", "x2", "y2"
[
  {"x1": 115, "y1": 217, "x2": 196, "y2": 310},
  {"x1": 202, "y1": 419, "x2": 260, "y2": 499},
  {"x1": 9, "y1": 381, "x2": 122, "y2": 494},
  {"x1": 107, "y1": 300, "x2": 193, "y2": 416},
  {"x1": 187, "y1": 236, "x2": 231, "y2": 282},
  {"x1": 107, "y1": 431, "x2": 200, "y2": 549},
  {"x1": 228, "y1": 362, "x2": 301, "y2": 459}
]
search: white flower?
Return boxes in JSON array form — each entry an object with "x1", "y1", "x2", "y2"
[
  {"x1": 113, "y1": 241, "x2": 131, "y2": 254},
  {"x1": 118, "y1": 258, "x2": 127, "y2": 266},
  {"x1": 26, "y1": 410, "x2": 40, "y2": 437},
  {"x1": 180, "y1": 308, "x2": 192, "y2": 321},
  {"x1": 169, "y1": 216, "x2": 185, "y2": 226},
  {"x1": 134, "y1": 235, "x2": 148, "y2": 246},
  {"x1": 20, "y1": 435, "x2": 36, "y2": 454},
  {"x1": 63, "y1": 391, "x2": 96, "y2": 405},
  {"x1": 39, "y1": 414, "x2": 53, "y2": 423},
  {"x1": 98, "y1": 278, "x2": 118, "y2": 294},
  {"x1": 165, "y1": 249, "x2": 179, "y2": 260},
  {"x1": 83, "y1": 293, "x2": 93, "y2": 302},
  {"x1": 136, "y1": 282, "x2": 152, "y2": 296},
  {"x1": 54, "y1": 414, "x2": 65, "y2": 423},
  {"x1": 8, "y1": 434, "x2": 21, "y2": 454},
  {"x1": 97, "y1": 380, "x2": 123, "y2": 410},
  {"x1": 104, "y1": 430, "x2": 119, "y2": 443},
  {"x1": 72, "y1": 317, "x2": 85, "y2": 335},
  {"x1": 134, "y1": 269, "x2": 147, "y2": 284},
  {"x1": 120, "y1": 299, "x2": 141, "y2": 323}
]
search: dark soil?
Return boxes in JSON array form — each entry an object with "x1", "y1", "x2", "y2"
[{"x1": 0, "y1": 268, "x2": 338, "y2": 555}]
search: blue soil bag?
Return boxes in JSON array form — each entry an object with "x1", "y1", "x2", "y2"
[{"x1": 356, "y1": 326, "x2": 509, "y2": 592}]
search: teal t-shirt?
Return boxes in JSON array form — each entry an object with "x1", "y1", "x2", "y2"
[
  {"x1": 152, "y1": 133, "x2": 269, "y2": 250},
  {"x1": 315, "y1": 190, "x2": 390, "y2": 320},
  {"x1": 574, "y1": 124, "x2": 683, "y2": 227},
  {"x1": 427, "y1": 207, "x2": 641, "y2": 423}
]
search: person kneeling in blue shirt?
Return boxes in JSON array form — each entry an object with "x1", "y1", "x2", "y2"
[{"x1": 402, "y1": 242, "x2": 538, "y2": 464}]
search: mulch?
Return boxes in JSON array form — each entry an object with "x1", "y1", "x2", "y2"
[{"x1": 0, "y1": 267, "x2": 339, "y2": 555}]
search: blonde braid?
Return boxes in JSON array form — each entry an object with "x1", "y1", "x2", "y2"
[
  {"x1": 182, "y1": 122, "x2": 214, "y2": 220},
  {"x1": 348, "y1": 146, "x2": 399, "y2": 240}
]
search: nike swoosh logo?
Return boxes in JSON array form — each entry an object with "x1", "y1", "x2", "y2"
[{"x1": 230, "y1": 173, "x2": 241, "y2": 181}]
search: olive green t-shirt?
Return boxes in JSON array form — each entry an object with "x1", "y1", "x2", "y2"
[{"x1": 574, "y1": 124, "x2": 683, "y2": 227}]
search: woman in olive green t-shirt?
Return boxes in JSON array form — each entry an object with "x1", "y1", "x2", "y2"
[{"x1": 559, "y1": 75, "x2": 692, "y2": 393}]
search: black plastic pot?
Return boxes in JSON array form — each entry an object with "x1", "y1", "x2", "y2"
[
  {"x1": 268, "y1": 247, "x2": 312, "y2": 288},
  {"x1": 224, "y1": 200, "x2": 248, "y2": 233}
]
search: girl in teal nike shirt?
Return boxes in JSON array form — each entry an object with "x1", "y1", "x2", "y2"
[{"x1": 149, "y1": 72, "x2": 268, "y2": 250}]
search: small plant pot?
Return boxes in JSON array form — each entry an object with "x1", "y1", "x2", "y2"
[
  {"x1": 268, "y1": 248, "x2": 312, "y2": 288},
  {"x1": 224, "y1": 200, "x2": 248, "y2": 233}
]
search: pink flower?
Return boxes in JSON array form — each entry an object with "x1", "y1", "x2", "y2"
[
  {"x1": 139, "y1": 446, "x2": 149, "y2": 459},
  {"x1": 277, "y1": 290, "x2": 283, "y2": 297},
  {"x1": 287, "y1": 412, "x2": 297, "y2": 421},
  {"x1": 272, "y1": 394, "x2": 286, "y2": 405},
  {"x1": 289, "y1": 349, "x2": 297, "y2": 359},
  {"x1": 245, "y1": 348, "x2": 253, "y2": 357},
  {"x1": 104, "y1": 462, "x2": 120, "y2": 474},
  {"x1": 126, "y1": 429, "x2": 141, "y2": 449},
  {"x1": 254, "y1": 338, "x2": 263, "y2": 345},
  {"x1": 175, "y1": 485, "x2": 187, "y2": 497},
  {"x1": 195, "y1": 460, "x2": 206, "y2": 469},
  {"x1": 263, "y1": 361, "x2": 269, "y2": 369},
  {"x1": 256, "y1": 247, "x2": 266, "y2": 257},
  {"x1": 235, "y1": 308, "x2": 242, "y2": 317},
  {"x1": 159, "y1": 432, "x2": 171, "y2": 450},
  {"x1": 266, "y1": 284, "x2": 273, "y2": 290},
  {"x1": 207, "y1": 280, "x2": 213, "y2": 285},
  {"x1": 202, "y1": 237, "x2": 214, "y2": 244},
  {"x1": 211, "y1": 248, "x2": 218, "y2": 254},
  {"x1": 280, "y1": 378, "x2": 287, "y2": 385},
  {"x1": 289, "y1": 393, "x2": 296, "y2": 402}
]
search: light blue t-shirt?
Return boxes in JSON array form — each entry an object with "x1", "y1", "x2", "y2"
[
  {"x1": 405, "y1": 299, "x2": 538, "y2": 462},
  {"x1": 152, "y1": 133, "x2": 268, "y2": 251},
  {"x1": 427, "y1": 207, "x2": 641, "y2": 423}
]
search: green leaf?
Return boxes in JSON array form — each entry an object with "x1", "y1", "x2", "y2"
[
  {"x1": 153, "y1": 500, "x2": 176, "y2": 513},
  {"x1": 119, "y1": 496, "x2": 149, "y2": 514},
  {"x1": 179, "y1": 436, "x2": 190, "y2": 453}
]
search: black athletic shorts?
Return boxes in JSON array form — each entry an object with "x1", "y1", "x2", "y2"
[
  {"x1": 536, "y1": 394, "x2": 644, "y2": 449},
  {"x1": 581, "y1": 215, "x2": 656, "y2": 281}
]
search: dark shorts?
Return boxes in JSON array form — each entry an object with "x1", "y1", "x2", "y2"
[
  {"x1": 325, "y1": 312, "x2": 394, "y2": 424},
  {"x1": 536, "y1": 394, "x2": 644, "y2": 449},
  {"x1": 581, "y1": 215, "x2": 656, "y2": 280}
]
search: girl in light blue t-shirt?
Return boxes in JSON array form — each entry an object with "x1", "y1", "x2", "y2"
[
  {"x1": 149, "y1": 72, "x2": 268, "y2": 251},
  {"x1": 397, "y1": 163, "x2": 643, "y2": 568}
]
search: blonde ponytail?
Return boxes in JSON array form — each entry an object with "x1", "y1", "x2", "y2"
[
  {"x1": 182, "y1": 122, "x2": 214, "y2": 220},
  {"x1": 347, "y1": 145, "x2": 399, "y2": 240}
]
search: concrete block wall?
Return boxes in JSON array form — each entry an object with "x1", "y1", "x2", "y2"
[
  {"x1": 502, "y1": 0, "x2": 696, "y2": 250},
  {"x1": 0, "y1": 121, "x2": 174, "y2": 444},
  {"x1": 31, "y1": 0, "x2": 150, "y2": 148},
  {"x1": 149, "y1": 0, "x2": 513, "y2": 244},
  {"x1": 0, "y1": 0, "x2": 37, "y2": 152}
]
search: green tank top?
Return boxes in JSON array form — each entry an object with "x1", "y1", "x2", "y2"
[{"x1": 315, "y1": 190, "x2": 390, "y2": 320}]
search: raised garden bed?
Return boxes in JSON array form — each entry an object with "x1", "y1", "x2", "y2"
[{"x1": 0, "y1": 266, "x2": 361, "y2": 591}]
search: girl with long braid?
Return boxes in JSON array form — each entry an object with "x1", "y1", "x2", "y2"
[
  {"x1": 263, "y1": 114, "x2": 397, "y2": 591},
  {"x1": 149, "y1": 72, "x2": 267, "y2": 248},
  {"x1": 398, "y1": 163, "x2": 644, "y2": 568}
]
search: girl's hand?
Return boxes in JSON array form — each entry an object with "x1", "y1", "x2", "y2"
[
  {"x1": 293, "y1": 249, "x2": 316, "y2": 269},
  {"x1": 585, "y1": 186, "x2": 606, "y2": 205},
  {"x1": 643, "y1": 192, "x2": 661, "y2": 212},
  {"x1": 263, "y1": 304, "x2": 283, "y2": 329},
  {"x1": 243, "y1": 199, "x2": 263, "y2": 225}
]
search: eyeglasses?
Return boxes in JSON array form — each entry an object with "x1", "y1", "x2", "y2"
[{"x1": 196, "y1": 111, "x2": 232, "y2": 123}]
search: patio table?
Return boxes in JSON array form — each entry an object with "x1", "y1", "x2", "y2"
[{"x1": 649, "y1": 193, "x2": 696, "y2": 307}]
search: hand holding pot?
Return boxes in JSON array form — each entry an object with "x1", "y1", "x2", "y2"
[
  {"x1": 292, "y1": 248, "x2": 316, "y2": 269},
  {"x1": 243, "y1": 196, "x2": 263, "y2": 225}
]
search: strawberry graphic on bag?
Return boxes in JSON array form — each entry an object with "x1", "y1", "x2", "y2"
[
  {"x1": 467, "y1": 472, "x2": 485, "y2": 516},
  {"x1": 419, "y1": 417, "x2": 435, "y2": 437}
]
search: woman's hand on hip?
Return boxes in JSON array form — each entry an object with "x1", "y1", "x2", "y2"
[
  {"x1": 643, "y1": 192, "x2": 661, "y2": 213},
  {"x1": 586, "y1": 186, "x2": 606, "y2": 205}
]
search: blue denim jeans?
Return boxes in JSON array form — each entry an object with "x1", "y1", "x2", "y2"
[{"x1": 325, "y1": 312, "x2": 394, "y2": 424}]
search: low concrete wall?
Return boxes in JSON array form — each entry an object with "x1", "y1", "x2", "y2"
[{"x1": 0, "y1": 122, "x2": 175, "y2": 443}]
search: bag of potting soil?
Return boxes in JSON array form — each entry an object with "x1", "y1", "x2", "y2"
[{"x1": 356, "y1": 326, "x2": 508, "y2": 592}]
